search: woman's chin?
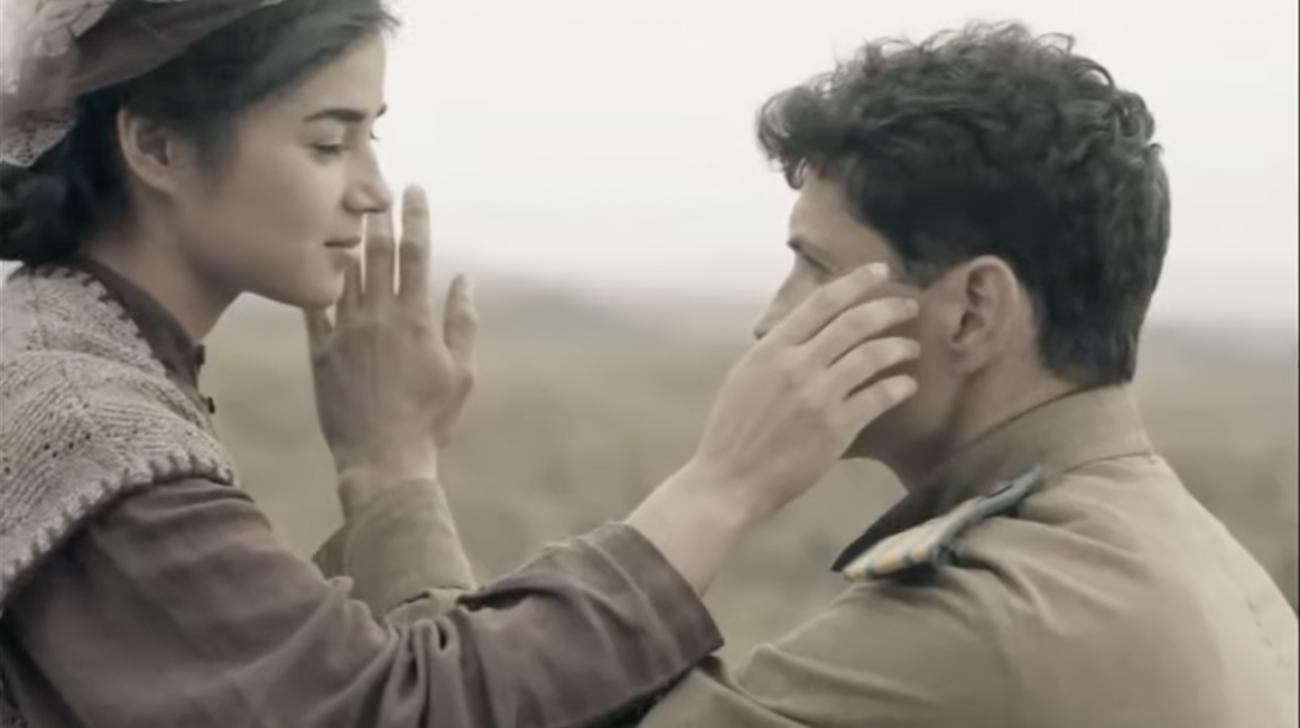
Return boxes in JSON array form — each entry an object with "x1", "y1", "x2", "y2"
[
  {"x1": 303, "y1": 279, "x2": 347, "y2": 310},
  {"x1": 256, "y1": 273, "x2": 346, "y2": 311}
]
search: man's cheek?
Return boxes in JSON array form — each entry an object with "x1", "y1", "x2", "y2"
[
  {"x1": 873, "y1": 295, "x2": 933, "y2": 381},
  {"x1": 873, "y1": 288, "x2": 924, "y2": 344}
]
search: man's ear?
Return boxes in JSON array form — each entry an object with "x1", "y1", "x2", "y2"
[
  {"x1": 937, "y1": 256, "x2": 1025, "y2": 374},
  {"x1": 115, "y1": 107, "x2": 196, "y2": 196}
]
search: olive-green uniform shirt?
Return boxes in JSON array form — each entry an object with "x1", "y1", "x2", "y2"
[{"x1": 636, "y1": 387, "x2": 1298, "y2": 727}]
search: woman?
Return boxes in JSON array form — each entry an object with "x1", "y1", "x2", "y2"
[{"x1": 0, "y1": 0, "x2": 920, "y2": 726}]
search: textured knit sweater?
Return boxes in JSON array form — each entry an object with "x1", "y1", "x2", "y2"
[
  {"x1": 0, "y1": 264, "x2": 237, "y2": 724},
  {"x1": 0, "y1": 263, "x2": 726, "y2": 728}
]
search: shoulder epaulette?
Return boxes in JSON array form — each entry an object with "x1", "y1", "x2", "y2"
[{"x1": 841, "y1": 466, "x2": 1045, "y2": 582}]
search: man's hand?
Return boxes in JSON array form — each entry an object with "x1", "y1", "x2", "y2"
[{"x1": 303, "y1": 187, "x2": 478, "y2": 516}]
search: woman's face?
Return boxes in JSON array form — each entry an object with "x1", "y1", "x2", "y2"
[{"x1": 166, "y1": 34, "x2": 392, "y2": 309}]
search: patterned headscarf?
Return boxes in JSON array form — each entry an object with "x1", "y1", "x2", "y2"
[{"x1": 0, "y1": 0, "x2": 287, "y2": 168}]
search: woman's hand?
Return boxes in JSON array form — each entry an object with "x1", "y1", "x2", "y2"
[
  {"x1": 628, "y1": 263, "x2": 920, "y2": 593},
  {"x1": 303, "y1": 187, "x2": 478, "y2": 515},
  {"x1": 688, "y1": 262, "x2": 919, "y2": 521}
]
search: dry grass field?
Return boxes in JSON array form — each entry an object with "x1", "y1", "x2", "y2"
[{"x1": 205, "y1": 278, "x2": 1299, "y2": 658}]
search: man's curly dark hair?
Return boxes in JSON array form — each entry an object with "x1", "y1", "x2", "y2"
[{"x1": 756, "y1": 22, "x2": 1170, "y2": 387}]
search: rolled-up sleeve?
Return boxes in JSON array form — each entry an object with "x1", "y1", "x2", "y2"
[{"x1": 1, "y1": 477, "x2": 722, "y2": 728}]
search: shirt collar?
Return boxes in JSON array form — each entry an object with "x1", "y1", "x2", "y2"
[
  {"x1": 69, "y1": 256, "x2": 207, "y2": 396},
  {"x1": 832, "y1": 385, "x2": 1154, "y2": 572}
]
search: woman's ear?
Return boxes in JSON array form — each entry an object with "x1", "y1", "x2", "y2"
[{"x1": 115, "y1": 107, "x2": 198, "y2": 196}]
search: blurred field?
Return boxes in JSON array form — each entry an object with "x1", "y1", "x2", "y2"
[{"x1": 205, "y1": 279, "x2": 1299, "y2": 658}]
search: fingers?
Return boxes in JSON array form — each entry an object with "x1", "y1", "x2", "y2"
[
  {"x1": 365, "y1": 208, "x2": 397, "y2": 303},
  {"x1": 345, "y1": 186, "x2": 431, "y2": 318},
  {"x1": 398, "y1": 186, "x2": 431, "y2": 305},
  {"x1": 806, "y1": 297, "x2": 918, "y2": 367},
  {"x1": 822, "y1": 336, "x2": 920, "y2": 398},
  {"x1": 843, "y1": 374, "x2": 918, "y2": 427},
  {"x1": 765, "y1": 263, "x2": 892, "y2": 347},
  {"x1": 338, "y1": 256, "x2": 363, "y2": 316},
  {"x1": 443, "y1": 274, "x2": 479, "y2": 368},
  {"x1": 302, "y1": 307, "x2": 333, "y2": 354}
]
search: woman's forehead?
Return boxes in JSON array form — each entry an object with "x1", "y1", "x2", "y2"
[{"x1": 252, "y1": 35, "x2": 388, "y2": 121}]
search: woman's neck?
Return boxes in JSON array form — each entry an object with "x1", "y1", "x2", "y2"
[{"x1": 82, "y1": 223, "x2": 237, "y2": 343}]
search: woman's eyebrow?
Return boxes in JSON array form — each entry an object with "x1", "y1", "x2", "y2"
[{"x1": 302, "y1": 104, "x2": 387, "y2": 124}]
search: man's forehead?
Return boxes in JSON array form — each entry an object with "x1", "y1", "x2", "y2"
[
  {"x1": 788, "y1": 189, "x2": 903, "y2": 274},
  {"x1": 790, "y1": 189, "x2": 871, "y2": 250},
  {"x1": 791, "y1": 175, "x2": 847, "y2": 215}
]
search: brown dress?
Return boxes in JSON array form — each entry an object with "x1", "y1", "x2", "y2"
[{"x1": 0, "y1": 261, "x2": 721, "y2": 728}]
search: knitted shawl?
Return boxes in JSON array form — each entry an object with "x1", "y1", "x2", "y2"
[{"x1": 0, "y1": 265, "x2": 238, "y2": 725}]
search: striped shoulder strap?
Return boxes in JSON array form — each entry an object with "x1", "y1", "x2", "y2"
[{"x1": 841, "y1": 466, "x2": 1045, "y2": 582}]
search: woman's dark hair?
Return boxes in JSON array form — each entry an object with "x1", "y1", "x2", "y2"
[
  {"x1": 0, "y1": 0, "x2": 398, "y2": 266},
  {"x1": 756, "y1": 22, "x2": 1170, "y2": 387}
]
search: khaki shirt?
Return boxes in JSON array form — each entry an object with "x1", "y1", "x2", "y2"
[
  {"x1": 636, "y1": 387, "x2": 1299, "y2": 727},
  {"x1": 0, "y1": 260, "x2": 723, "y2": 727}
]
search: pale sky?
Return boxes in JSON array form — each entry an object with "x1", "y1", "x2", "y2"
[{"x1": 372, "y1": 0, "x2": 1298, "y2": 329}]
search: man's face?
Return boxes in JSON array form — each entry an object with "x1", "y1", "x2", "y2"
[{"x1": 754, "y1": 174, "x2": 956, "y2": 466}]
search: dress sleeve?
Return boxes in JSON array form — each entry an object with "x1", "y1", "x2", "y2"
[
  {"x1": 1, "y1": 477, "x2": 722, "y2": 728},
  {"x1": 311, "y1": 478, "x2": 476, "y2": 620}
]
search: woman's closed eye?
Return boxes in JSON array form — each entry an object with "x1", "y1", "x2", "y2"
[
  {"x1": 313, "y1": 140, "x2": 347, "y2": 156},
  {"x1": 312, "y1": 133, "x2": 381, "y2": 157}
]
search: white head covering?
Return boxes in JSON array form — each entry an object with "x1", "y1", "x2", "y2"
[{"x1": 0, "y1": 0, "x2": 285, "y2": 167}]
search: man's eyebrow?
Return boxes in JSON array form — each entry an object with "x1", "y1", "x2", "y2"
[{"x1": 303, "y1": 104, "x2": 388, "y2": 124}]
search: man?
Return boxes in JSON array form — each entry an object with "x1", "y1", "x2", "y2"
[{"x1": 628, "y1": 21, "x2": 1299, "y2": 728}]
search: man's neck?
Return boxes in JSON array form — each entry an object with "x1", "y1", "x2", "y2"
[
  {"x1": 832, "y1": 384, "x2": 1151, "y2": 571},
  {"x1": 895, "y1": 375, "x2": 1081, "y2": 492}
]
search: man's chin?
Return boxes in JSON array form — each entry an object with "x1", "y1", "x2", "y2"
[
  {"x1": 841, "y1": 428, "x2": 885, "y2": 461},
  {"x1": 839, "y1": 387, "x2": 934, "y2": 467},
  {"x1": 841, "y1": 412, "x2": 915, "y2": 466}
]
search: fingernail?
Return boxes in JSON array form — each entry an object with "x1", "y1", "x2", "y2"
[
  {"x1": 866, "y1": 263, "x2": 890, "y2": 280},
  {"x1": 403, "y1": 186, "x2": 427, "y2": 207}
]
